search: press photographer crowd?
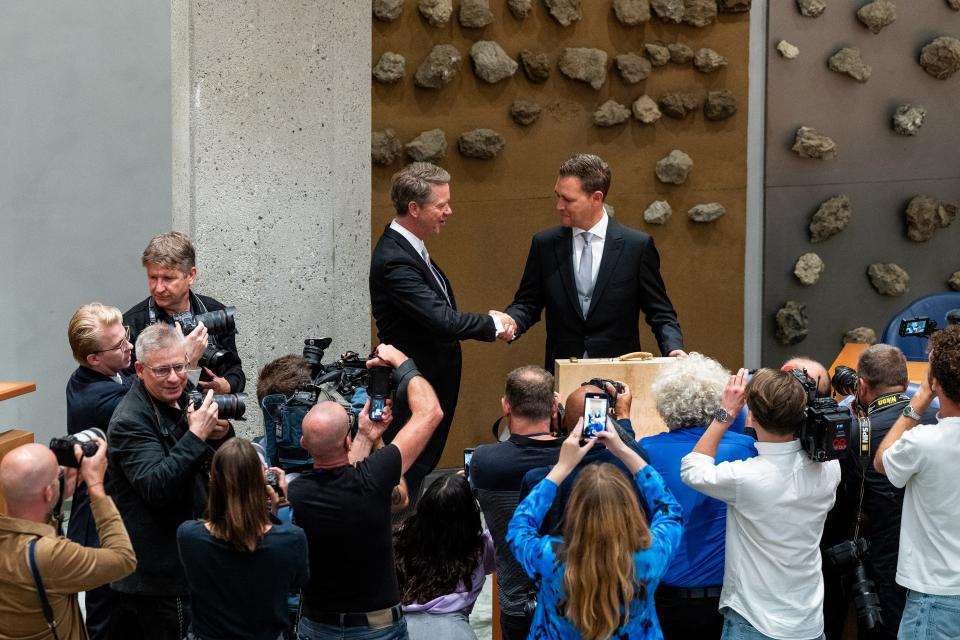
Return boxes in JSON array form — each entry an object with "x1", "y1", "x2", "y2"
[{"x1": 4, "y1": 158, "x2": 960, "y2": 640}]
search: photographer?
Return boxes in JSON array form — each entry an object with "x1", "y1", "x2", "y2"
[
  {"x1": 839, "y1": 345, "x2": 936, "y2": 639},
  {"x1": 0, "y1": 439, "x2": 136, "y2": 639},
  {"x1": 124, "y1": 231, "x2": 245, "y2": 394},
  {"x1": 875, "y1": 326, "x2": 960, "y2": 635},
  {"x1": 64, "y1": 302, "x2": 134, "y2": 638},
  {"x1": 682, "y1": 368, "x2": 841, "y2": 639},
  {"x1": 288, "y1": 344, "x2": 442, "y2": 640},
  {"x1": 106, "y1": 323, "x2": 233, "y2": 639}
]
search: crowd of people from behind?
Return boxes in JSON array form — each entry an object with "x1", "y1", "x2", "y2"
[{"x1": 2, "y1": 224, "x2": 960, "y2": 639}]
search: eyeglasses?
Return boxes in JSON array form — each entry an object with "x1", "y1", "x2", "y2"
[
  {"x1": 92, "y1": 326, "x2": 132, "y2": 355},
  {"x1": 141, "y1": 361, "x2": 190, "y2": 378}
]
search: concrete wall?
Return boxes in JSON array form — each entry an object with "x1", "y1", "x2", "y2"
[
  {"x1": 0, "y1": 2, "x2": 171, "y2": 444},
  {"x1": 171, "y1": 0, "x2": 371, "y2": 438}
]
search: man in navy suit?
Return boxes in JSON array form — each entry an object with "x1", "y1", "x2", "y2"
[
  {"x1": 65, "y1": 302, "x2": 134, "y2": 639},
  {"x1": 370, "y1": 162, "x2": 512, "y2": 503},
  {"x1": 503, "y1": 153, "x2": 685, "y2": 371}
]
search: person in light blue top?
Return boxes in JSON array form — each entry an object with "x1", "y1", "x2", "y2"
[{"x1": 507, "y1": 420, "x2": 683, "y2": 640}]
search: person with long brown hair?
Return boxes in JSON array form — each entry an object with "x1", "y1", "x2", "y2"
[
  {"x1": 177, "y1": 438, "x2": 308, "y2": 640},
  {"x1": 508, "y1": 420, "x2": 682, "y2": 640}
]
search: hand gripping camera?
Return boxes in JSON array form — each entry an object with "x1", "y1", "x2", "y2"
[{"x1": 49, "y1": 428, "x2": 105, "y2": 468}]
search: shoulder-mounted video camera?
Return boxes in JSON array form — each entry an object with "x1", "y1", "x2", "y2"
[{"x1": 787, "y1": 368, "x2": 852, "y2": 462}]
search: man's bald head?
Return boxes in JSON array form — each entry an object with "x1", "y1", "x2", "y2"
[
  {"x1": 0, "y1": 444, "x2": 59, "y2": 515},
  {"x1": 784, "y1": 357, "x2": 831, "y2": 398},
  {"x1": 563, "y1": 384, "x2": 603, "y2": 434},
  {"x1": 301, "y1": 401, "x2": 351, "y2": 458}
]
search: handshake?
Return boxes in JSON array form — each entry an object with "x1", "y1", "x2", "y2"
[{"x1": 489, "y1": 310, "x2": 518, "y2": 342}]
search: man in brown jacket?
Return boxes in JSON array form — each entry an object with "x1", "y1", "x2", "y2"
[{"x1": 0, "y1": 438, "x2": 136, "y2": 640}]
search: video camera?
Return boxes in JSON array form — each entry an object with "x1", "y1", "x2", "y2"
[
  {"x1": 298, "y1": 338, "x2": 396, "y2": 416},
  {"x1": 898, "y1": 317, "x2": 938, "y2": 338},
  {"x1": 787, "y1": 368, "x2": 852, "y2": 462},
  {"x1": 49, "y1": 428, "x2": 105, "y2": 468}
]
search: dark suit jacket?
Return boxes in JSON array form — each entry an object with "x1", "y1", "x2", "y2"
[
  {"x1": 369, "y1": 225, "x2": 495, "y2": 471},
  {"x1": 505, "y1": 216, "x2": 683, "y2": 371}
]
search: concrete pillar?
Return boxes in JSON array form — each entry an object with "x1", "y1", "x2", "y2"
[{"x1": 171, "y1": 1, "x2": 371, "y2": 436}]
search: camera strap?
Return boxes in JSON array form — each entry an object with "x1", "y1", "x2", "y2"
[
  {"x1": 27, "y1": 537, "x2": 62, "y2": 640},
  {"x1": 857, "y1": 393, "x2": 911, "y2": 457}
]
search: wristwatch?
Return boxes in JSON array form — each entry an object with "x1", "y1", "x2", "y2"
[
  {"x1": 902, "y1": 405, "x2": 922, "y2": 421},
  {"x1": 714, "y1": 407, "x2": 732, "y2": 424}
]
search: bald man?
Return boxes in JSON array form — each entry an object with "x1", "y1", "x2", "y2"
[
  {"x1": 0, "y1": 441, "x2": 135, "y2": 639},
  {"x1": 784, "y1": 356, "x2": 832, "y2": 398},
  {"x1": 287, "y1": 344, "x2": 442, "y2": 639}
]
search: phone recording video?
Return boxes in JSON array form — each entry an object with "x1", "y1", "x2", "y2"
[
  {"x1": 463, "y1": 448, "x2": 475, "y2": 480},
  {"x1": 582, "y1": 393, "x2": 608, "y2": 439}
]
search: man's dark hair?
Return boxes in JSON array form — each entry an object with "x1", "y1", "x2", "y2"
[
  {"x1": 257, "y1": 354, "x2": 312, "y2": 399},
  {"x1": 504, "y1": 366, "x2": 555, "y2": 421},
  {"x1": 857, "y1": 344, "x2": 908, "y2": 390},
  {"x1": 746, "y1": 368, "x2": 806, "y2": 436},
  {"x1": 558, "y1": 154, "x2": 611, "y2": 198},
  {"x1": 929, "y1": 325, "x2": 960, "y2": 403}
]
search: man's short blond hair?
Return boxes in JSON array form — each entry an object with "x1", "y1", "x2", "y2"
[
  {"x1": 68, "y1": 303, "x2": 124, "y2": 366},
  {"x1": 141, "y1": 231, "x2": 196, "y2": 274}
]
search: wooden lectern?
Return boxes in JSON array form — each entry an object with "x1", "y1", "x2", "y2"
[{"x1": 555, "y1": 357, "x2": 674, "y2": 439}]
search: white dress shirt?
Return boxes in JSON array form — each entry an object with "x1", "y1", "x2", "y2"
[
  {"x1": 389, "y1": 219, "x2": 502, "y2": 335},
  {"x1": 883, "y1": 416, "x2": 960, "y2": 596},
  {"x1": 681, "y1": 440, "x2": 841, "y2": 640},
  {"x1": 571, "y1": 210, "x2": 609, "y2": 285}
]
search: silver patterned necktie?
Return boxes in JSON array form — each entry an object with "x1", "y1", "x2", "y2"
[
  {"x1": 576, "y1": 231, "x2": 594, "y2": 317},
  {"x1": 421, "y1": 247, "x2": 451, "y2": 305}
]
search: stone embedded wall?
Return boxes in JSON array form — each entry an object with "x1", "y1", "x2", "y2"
[{"x1": 763, "y1": 0, "x2": 960, "y2": 366}]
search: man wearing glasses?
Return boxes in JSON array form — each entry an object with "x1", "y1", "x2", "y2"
[
  {"x1": 65, "y1": 302, "x2": 135, "y2": 639},
  {"x1": 106, "y1": 323, "x2": 229, "y2": 639}
]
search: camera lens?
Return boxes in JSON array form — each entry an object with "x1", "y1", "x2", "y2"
[
  {"x1": 194, "y1": 307, "x2": 236, "y2": 335},
  {"x1": 831, "y1": 366, "x2": 858, "y2": 397}
]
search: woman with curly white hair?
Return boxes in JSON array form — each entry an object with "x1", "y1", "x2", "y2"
[{"x1": 640, "y1": 353, "x2": 758, "y2": 639}]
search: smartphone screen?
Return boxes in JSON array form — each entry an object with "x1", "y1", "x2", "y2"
[
  {"x1": 582, "y1": 393, "x2": 609, "y2": 439},
  {"x1": 464, "y1": 448, "x2": 475, "y2": 480}
]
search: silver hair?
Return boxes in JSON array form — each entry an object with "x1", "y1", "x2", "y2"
[
  {"x1": 652, "y1": 352, "x2": 730, "y2": 429},
  {"x1": 135, "y1": 323, "x2": 185, "y2": 363}
]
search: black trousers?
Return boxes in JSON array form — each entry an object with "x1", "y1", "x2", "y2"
[
  {"x1": 655, "y1": 589, "x2": 723, "y2": 640},
  {"x1": 108, "y1": 592, "x2": 191, "y2": 640}
]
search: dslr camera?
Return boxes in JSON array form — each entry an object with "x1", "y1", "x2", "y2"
[
  {"x1": 173, "y1": 306, "x2": 240, "y2": 372},
  {"x1": 788, "y1": 368, "x2": 852, "y2": 461},
  {"x1": 187, "y1": 390, "x2": 247, "y2": 420},
  {"x1": 49, "y1": 428, "x2": 105, "y2": 468},
  {"x1": 826, "y1": 538, "x2": 883, "y2": 629}
]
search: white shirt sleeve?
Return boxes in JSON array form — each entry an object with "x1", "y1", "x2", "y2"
[
  {"x1": 680, "y1": 451, "x2": 740, "y2": 505},
  {"x1": 882, "y1": 429, "x2": 924, "y2": 489}
]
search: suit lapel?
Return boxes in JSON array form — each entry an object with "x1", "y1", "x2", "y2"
[
  {"x1": 553, "y1": 227, "x2": 583, "y2": 319},
  {"x1": 382, "y1": 225, "x2": 453, "y2": 308},
  {"x1": 587, "y1": 218, "x2": 625, "y2": 318}
]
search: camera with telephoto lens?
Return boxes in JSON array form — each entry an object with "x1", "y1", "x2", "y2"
[
  {"x1": 826, "y1": 538, "x2": 884, "y2": 629},
  {"x1": 788, "y1": 368, "x2": 853, "y2": 462},
  {"x1": 300, "y1": 338, "x2": 396, "y2": 401},
  {"x1": 173, "y1": 306, "x2": 237, "y2": 337},
  {"x1": 832, "y1": 365, "x2": 859, "y2": 397},
  {"x1": 187, "y1": 390, "x2": 247, "y2": 420},
  {"x1": 49, "y1": 428, "x2": 105, "y2": 468}
]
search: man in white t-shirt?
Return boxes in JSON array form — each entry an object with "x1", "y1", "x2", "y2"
[
  {"x1": 875, "y1": 325, "x2": 960, "y2": 637},
  {"x1": 681, "y1": 367, "x2": 841, "y2": 640}
]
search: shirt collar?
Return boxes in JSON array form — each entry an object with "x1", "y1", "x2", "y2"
[
  {"x1": 390, "y1": 219, "x2": 427, "y2": 256},
  {"x1": 754, "y1": 439, "x2": 802, "y2": 455},
  {"x1": 0, "y1": 514, "x2": 56, "y2": 538},
  {"x1": 573, "y1": 211, "x2": 609, "y2": 240}
]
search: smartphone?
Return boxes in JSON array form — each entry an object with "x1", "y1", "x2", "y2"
[
  {"x1": 368, "y1": 366, "x2": 391, "y2": 421},
  {"x1": 899, "y1": 317, "x2": 936, "y2": 338},
  {"x1": 464, "y1": 448, "x2": 475, "y2": 480},
  {"x1": 582, "y1": 393, "x2": 609, "y2": 439}
]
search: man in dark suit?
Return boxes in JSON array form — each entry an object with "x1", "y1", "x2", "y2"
[
  {"x1": 503, "y1": 153, "x2": 685, "y2": 371},
  {"x1": 370, "y1": 162, "x2": 512, "y2": 499},
  {"x1": 65, "y1": 302, "x2": 134, "y2": 639}
]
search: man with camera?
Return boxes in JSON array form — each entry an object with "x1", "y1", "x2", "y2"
[
  {"x1": 833, "y1": 345, "x2": 936, "y2": 639},
  {"x1": 682, "y1": 368, "x2": 841, "y2": 640},
  {"x1": 469, "y1": 365, "x2": 563, "y2": 640},
  {"x1": 63, "y1": 302, "x2": 135, "y2": 638},
  {"x1": 0, "y1": 439, "x2": 136, "y2": 639},
  {"x1": 875, "y1": 325, "x2": 960, "y2": 636},
  {"x1": 288, "y1": 344, "x2": 442, "y2": 640},
  {"x1": 106, "y1": 323, "x2": 232, "y2": 639},
  {"x1": 124, "y1": 230, "x2": 245, "y2": 394}
]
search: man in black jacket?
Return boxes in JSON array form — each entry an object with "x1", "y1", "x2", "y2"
[
  {"x1": 503, "y1": 153, "x2": 685, "y2": 371},
  {"x1": 106, "y1": 323, "x2": 229, "y2": 639},
  {"x1": 64, "y1": 302, "x2": 134, "y2": 639},
  {"x1": 370, "y1": 162, "x2": 512, "y2": 501},
  {"x1": 124, "y1": 231, "x2": 245, "y2": 393}
]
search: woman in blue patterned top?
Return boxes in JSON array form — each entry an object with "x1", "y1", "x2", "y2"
[{"x1": 507, "y1": 420, "x2": 683, "y2": 640}]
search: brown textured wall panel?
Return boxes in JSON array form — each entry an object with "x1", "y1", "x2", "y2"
[{"x1": 373, "y1": 1, "x2": 749, "y2": 466}]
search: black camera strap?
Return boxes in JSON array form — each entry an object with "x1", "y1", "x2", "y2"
[{"x1": 27, "y1": 537, "x2": 62, "y2": 640}]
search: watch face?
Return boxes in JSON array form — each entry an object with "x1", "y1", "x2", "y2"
[{"x1": 715, "y1": 408, "x2": 730, "y2": 423}]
